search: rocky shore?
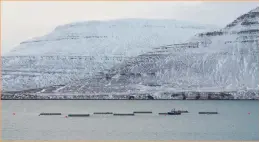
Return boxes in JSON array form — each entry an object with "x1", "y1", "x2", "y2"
[{"x1": 2, "y1": 90, "x2": 258, "y2": 100}]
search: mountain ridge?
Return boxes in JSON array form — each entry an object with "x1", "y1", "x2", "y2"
[
  {"x1": 51, "y1": 6, "x2": 259, "y2": 99},
  {"x1": 2, "y1": 19, "x2": 215, "y2": 91},
  {"x1": 2, "y1": 7, "x2": 259, "y2": 100}
]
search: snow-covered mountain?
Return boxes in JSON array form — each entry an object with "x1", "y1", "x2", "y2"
[
  {"x1": 5, "y1": 19, "x2": 217, "y2": 56},
  {"x1": 48, "y1": 7, "x2": 259, "y2": 99},
  {"x1": 2, "y1": 19, "x2": 216, "y2": 91},
  {"x1": 2, "y1": 7, "x2": 259, "y2": 100}
]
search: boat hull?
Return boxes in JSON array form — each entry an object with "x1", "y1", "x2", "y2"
[{"x1": 167, "y1": 112, "x2": 181, "y2": 115}]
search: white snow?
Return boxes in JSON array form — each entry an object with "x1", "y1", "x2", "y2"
[
  {"x1": 57, "y1": 7, "x2": 259, "y2": 95},
  {"x1": 2, "y1": 7, "x2": 259, "y2": 99},
  {"x1": 2, "y1": 19, "x2": 216, "y2": 91},
  {"x1": 5, "y1": 19, "x2": 217, "y2": 56}
]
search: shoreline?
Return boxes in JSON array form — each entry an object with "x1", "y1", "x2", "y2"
[
  {"x1": 2, "y1": 90, "x2": 258, "y2": 100},
  {"x1": 2, "y1": 98, "x2": 258, "y2": 100}
]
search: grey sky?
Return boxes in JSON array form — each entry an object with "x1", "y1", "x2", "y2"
[{"x1": 2, "y1": 1, "x2": 258, "y2": 54}]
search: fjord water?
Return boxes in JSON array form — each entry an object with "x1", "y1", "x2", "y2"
[{"x1": 2, "y1": 100, "x2": 258, "y2": 140}]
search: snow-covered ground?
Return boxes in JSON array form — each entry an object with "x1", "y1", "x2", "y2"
[
  {"x1": 5, "y1": 19, "x2": 217, "y2": 56},
  {"x1": 2, "y1": 19, "x2": 216, "y2": 91},
  {"x1": 50, "y1": 6, "x2": 259, "y2": 98},
  {"x1": 2, "y1": 7, "x2": 259, "y2": 100}
]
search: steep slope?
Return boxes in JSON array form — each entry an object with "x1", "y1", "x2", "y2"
[
  {"x1": 52, "y1": 7, "x2": 259, "y2": 99},
  {"x1": 5, "y1": 19, "x2": 217, "y2": 56},
  {"x1": 2, "y1": 19, "x2": 215, "y2": 91}
]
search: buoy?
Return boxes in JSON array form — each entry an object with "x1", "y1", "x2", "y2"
[
  {"x1": 65, "y1": 116, "x2": 68, "y2": 118},
  {"x1": 248, "y1": 112, "x2": 251, "y2": 115},
  {"x1": 13, "y1": 113, "x2": 16, "y2": 115}
]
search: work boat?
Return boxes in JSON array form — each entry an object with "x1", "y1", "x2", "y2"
[{"x1": 167, "y1": 109, "x2": 181, "y2": 115}]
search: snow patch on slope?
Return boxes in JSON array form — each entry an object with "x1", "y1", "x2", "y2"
[
  {"x1": 54, "y1": 7, "x2": 259, "y2": 96},
  {"x1": 2, "y1": 19, "x2": 216, "y2": 91},
  {"x1": 6, "y1": 19, "x2": 217, "y2": 56}
]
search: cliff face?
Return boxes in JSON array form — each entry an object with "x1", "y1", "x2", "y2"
[
  {"x1": 2, "y1": 7, "x2": 259, "y2": 100},
  {"x1": 2, "y1": 19, "x2": 215, "y2": 91},
  {"x1": 52, "y1": 7, "x2": 259, "y2": 99}
]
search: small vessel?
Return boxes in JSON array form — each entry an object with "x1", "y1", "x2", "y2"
[
  {"x1": 167, "y1": 111, "x2": 181, "y2": 115},
  {"x1": 167, "y1": 109, "x2": 181, "y2": 115},
  {"x1": 179, "y1": 110, "x2": 189, "y2": 113}
]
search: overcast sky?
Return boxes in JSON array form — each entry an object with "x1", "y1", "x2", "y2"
[{"x1": 2, "y1": 1, "x2": 259, "y2": 54}]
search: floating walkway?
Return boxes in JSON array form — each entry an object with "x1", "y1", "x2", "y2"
[
  {"x1": 158, "y1": 113, "x2": 168, "y2": 115},
  {"x1": 133, "y1": 111, "x2": 152, "y2": 114},
  {"x1": 93, "y1": 112, "x2": 113, "y2": 114},
  {"x1": 37, "y1": 109, "x2": 221, "y2": 117},
  {"x1": 198, "y1": 112, "x2": 218, "y2": 114},
  {"x1": 158, "y1": 112, "x2": 181, "y2": 115},
  {"x1": 113, "y1": 113, "x2": 135, "y2": 116},
  {"x1": 39, "y1": 113, "x2": 62, "y2": 116},
  {"x1": 68, "y1": 114, "x2": 90, "y2": 117}
]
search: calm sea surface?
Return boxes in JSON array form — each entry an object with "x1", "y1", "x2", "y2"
[{"x1": 2, "y1": 100, "x2": 259, "y2": 140}]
